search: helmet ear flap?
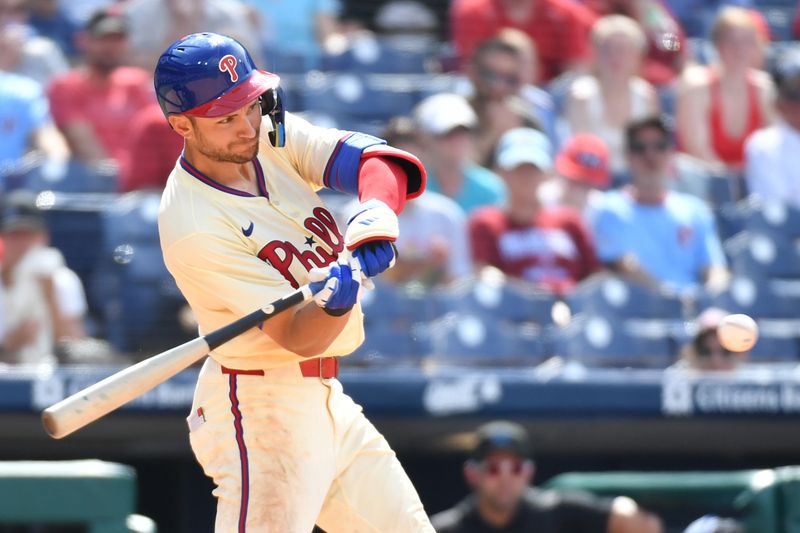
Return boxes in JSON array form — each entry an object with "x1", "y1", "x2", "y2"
[{"x1": 261, "y1": 87, "x2": 286, "y2": 148}]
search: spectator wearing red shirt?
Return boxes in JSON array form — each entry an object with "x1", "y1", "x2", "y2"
[
  {"x1": 47, "y1": 6, "x2": 152, "y2": 179},
  {"x1": 451, "y1": 0, "x2": 597, "y2": 83},
  {"x1": 120, "y1": 104, "x2": 183, "y2": 192},
  {"x1": 469, "y1": 128, "x2": 600, "y2": 293}
]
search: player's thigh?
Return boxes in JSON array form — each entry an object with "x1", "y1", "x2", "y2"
[
  {"x1": 315, "y1": 400, "x2": 434, "y2": 532},
  {"x1": 190, "y1": 372, "x2": 336, "y2": 532}
]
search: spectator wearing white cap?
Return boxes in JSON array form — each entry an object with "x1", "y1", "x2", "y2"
[
  {"x1": 414, "y1": 93, "x2": 506, "y2": 214},
  {"x1": 745, "y1": 48, "x2": 800, "y2": 209},
  {"x1": 469, "y1": 128, "x2": 600, "y2": 294}
]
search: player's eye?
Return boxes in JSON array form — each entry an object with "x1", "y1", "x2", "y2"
[{"x1": 218, "y1": 116, "x2": 233, "y2": 124}]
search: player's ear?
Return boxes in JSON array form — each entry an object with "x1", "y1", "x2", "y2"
[{"x1": 169, "y1": 115, "x2": 193, "y2": 140}]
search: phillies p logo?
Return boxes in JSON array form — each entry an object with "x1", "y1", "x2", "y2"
[{"x1": 218, "y1": 54, "x2": 238, "y2": 83}]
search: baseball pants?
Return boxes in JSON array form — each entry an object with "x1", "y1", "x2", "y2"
[{"x1": 187, "y1": 357, "x2": 436, "y2": 533}]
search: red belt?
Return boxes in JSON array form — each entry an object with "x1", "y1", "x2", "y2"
[{"x1": 221, "y1": 357, "x2": 339, "y2": 379}]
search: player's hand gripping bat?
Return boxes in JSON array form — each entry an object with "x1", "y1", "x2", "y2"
[{"x1": 42, "y1": 251, "x2": 362, "y2": 439}]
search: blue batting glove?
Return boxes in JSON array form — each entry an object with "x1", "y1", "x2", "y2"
[
  {"x1": 352, "y1": 240, "x2": 396, "y2": 278},
  {"x1": 308, "y1": 263, "x2": 360, "y2": 315}
]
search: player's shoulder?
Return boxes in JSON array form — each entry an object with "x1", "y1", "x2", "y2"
[{"x1": 158, "y1": 164, "x2": 225, "y2": 245}]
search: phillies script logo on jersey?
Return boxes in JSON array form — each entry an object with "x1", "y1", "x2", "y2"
[
  {"x1": 258, "y1": 207, "x2": 344, "y2": 288},
  {"x1": 218, "y1": 54, "x2": 239, "y2": 82}
]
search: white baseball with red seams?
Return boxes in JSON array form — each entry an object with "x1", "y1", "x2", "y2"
[{"x1": 717, "y1": 314, "x2": 759, "y2": 352}]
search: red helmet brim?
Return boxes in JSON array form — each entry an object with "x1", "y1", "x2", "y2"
[{"x1": 182, "y1": 70, "x2": 280, "y2": 117}]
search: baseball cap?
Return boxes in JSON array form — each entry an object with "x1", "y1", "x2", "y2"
[
  {"x1": 85, "y1": 5, "x2": 127, "y2": 36},
  {"x1": 0, "y1": 202, "x2": 46, "y2": 233},
  {"x1": 472, "y1": 421, "x2": 531, "y2": 461},
  {"x1": 555, "y1": 134, "x2": 610, "y2": 188},
  {"x1": 495, "y1": 128, "x2": 552, "y2": 171},
  {"x1": 413, "y1": 93, "x2": 477, "y2": 136}
]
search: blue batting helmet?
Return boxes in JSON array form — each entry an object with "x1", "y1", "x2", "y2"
[{"x1": 154, "y1": 32, "x2": 280, "y2": 118}]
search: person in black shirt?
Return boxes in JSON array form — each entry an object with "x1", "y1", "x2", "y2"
[{"x1": 431, "y1": 421, "x2": 663, "y2": 533}]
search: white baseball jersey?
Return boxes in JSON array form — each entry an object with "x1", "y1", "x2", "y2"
[{"x1": 159, "y1": 112, "x2": 378, "y2": 371}]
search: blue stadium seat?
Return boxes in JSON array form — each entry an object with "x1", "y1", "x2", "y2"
[
  {"x1": 566, "y1": 276, "x2": 685, "y2": 320},
  {"x1": 348, "y1": 323, "x2": 432, "y2": 366},
  {"x1": 431, "y1": 278, "x2": 557, "y2": 327},
  {"x1": 19, "y1": 159, "x2": 118, "y2": 193},
  {"x1": 715, "y1": 202, "x2": 749, "y2": 242},
  {"x1": 360, "y1": 280, "x2": 434, "y2": 326},
  {"x1": 757, "y1": 6, "x2": 795, "y2": 41},
  {"x1": 96, "y1": 192, "x2": 190, "y2": 353},
  {"x1": 725, "y1": 231, "x2": 800, "y2": 280},
  {"x1": 552, "y1": 315, "x2": 674, "y2": 367},
  {"x1": 749, "y1": 321, "x2": 800, "y2": 361},
  {"x1": 743, "y1": 201, "x2": 800, "y2": 241},
  {"x1": 703, "y1": 277, "x2": 800, "y2": 319},
  {"x1": 429, "y1": 313, "x2": 548, "y2": 363},
  {"x1": 321, "y1": 39, "x2": 431, "y2": 74},
  {"x1": 299, "y1": 73, "x2": 417, "y2": 127}
]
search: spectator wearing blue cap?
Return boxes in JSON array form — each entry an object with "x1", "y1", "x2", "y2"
[
  {"x1": 744, "y1": 48, "x2": 800, "y2": 209},
  {"x1": 431, "y1": 420, "x2": 663, "y2": 533},
  {"x1": 469, "y1": 128, "x2": 600, "y2": 294}
]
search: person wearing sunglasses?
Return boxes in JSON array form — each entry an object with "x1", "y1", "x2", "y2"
[
  {"x1": 432, "y1": 420, "x2": 662, "y2": 533},
  {"x1": 676, "y1": 307, "x2": 748, "y2": 372},
  {"x1": 590, "y1": 115, "x2": 729, "y2": 294}
]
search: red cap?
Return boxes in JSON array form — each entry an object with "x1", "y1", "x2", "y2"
[{"x1": 555, "y1": 134, "x2": 610, "y2": 188}]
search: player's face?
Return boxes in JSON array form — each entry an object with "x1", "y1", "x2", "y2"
[
  {"x1": 470, "y1": 452, "x2": 533, "y2": 512},
  {"x1": 188, "y1": 99, "x2": 262, "y2": 164}
]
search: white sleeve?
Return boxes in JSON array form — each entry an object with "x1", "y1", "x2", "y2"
[
  {"x1": 745, "y1": 131, "x2": 784, "y2": 202},
  {"x1": 53, "y1": 267, "x2": 88, "y2": 319}
]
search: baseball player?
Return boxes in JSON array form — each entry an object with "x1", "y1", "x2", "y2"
[{"x1": 154, "y1": 33, "x2": 435, "y2": 532}]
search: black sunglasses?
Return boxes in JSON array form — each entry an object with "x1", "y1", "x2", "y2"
[
  {"x1": 478, "y1": 66, "x2": 521, "y2": 87},
  {"x1": 629, "y1": 139, "x2": 670, "y2": 155}
]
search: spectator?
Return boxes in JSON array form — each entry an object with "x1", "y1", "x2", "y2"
[
  {"x1": 565, "y1": 15, "x2": 660, "y2": 177},
  {"x1": 0, "y1": 198, "x2": 88, "y2": 365},
  {"x1": 242, "y1": 0, "x2": 341, "y2": 71},
  {"x1": 431, "y1": 420, "x2": 663, "y2": 533},
  {"x1": 0, "y1": 70, "x2": 68, "y2": 181},
  {"x1": 0, "y1": 0, "x2": 69, "y2": 87},
  {"x1": 450, "y1": 0, "x2": 597, "y2": 83},
  {"x1": 745, "y1": 48, "x2": 800, "y2": 209},
  {"x1": 123, "y1": 0, "x2": 262, "y2": 70},
  {"x1": 25, "y1": 0, "x2": 81, "y2": 58},
  {"x1": 469, "y1": 128, "x2": 599, "y2": 293},
  {"x1": 465, "y1": 32, "x2": 559, "y2": 165},
  {"x1": 121, "y1": 104, "x2": 184, "y2": 192},
  {"x1": 340, "y1": 117, "x2": 473, "y2": 286},
  {"x1": 554, "y1": 133, "x2": 611, "y2": 218},
  {"x1": 591, "y1": 115, "x2": 729, "y2": 294},
  {"x1": 675, "y1": 7, "x2": 774, "y2": 171},
  {"x1": 48, "y1": 6, "x2": 152, "y2": 180},
  {"x1": 413, "y1": 93, "x2": 506, "y2": 214},
  {"x1": 676, "y1": 308, "x2": 747, "y2": 372},
  {"x1": 588, "y1": 0, "x2": 687, "y2": 86}
]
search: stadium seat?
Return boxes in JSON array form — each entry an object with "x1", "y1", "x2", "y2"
[
  {"x1": 321, "y1": 38, "x2": 431, "y2": 74},
  {"x1": 429, "y1": 313, "x2": 548, "y2": 364},
  {"x1": 552, "y1": 314, "x2": 675, "y2": 367},
  {"x1": 566, "y1": 275, "x2": 685, "y2": 320},
  {"x1": 360, "y1": 280, "x2": 434, "y2": 327},
  {"x1": 96, "y1": 192, "x2": 191, "y2": 353},
  {"x1": 725, "y1": 231, "x2": 800, "y2": 280},
  {"x1": 431, "y1": 277, "x2": 558, "y2": 327},
  {"x1": 744, "y1": 200, "x2": 800, "y2": 241},
  {"x1": 348, "y1": 322, "x2": 432, "y2": 366},
  {"x1": 749, "y1": 320, "x2": 800, "y2": 362},
  {"x1": 703, "y1": 277, "x2": 800, "y2": 319},
  {"x1": 299, "y1": 72, "x2": 418, "y2": 128}
]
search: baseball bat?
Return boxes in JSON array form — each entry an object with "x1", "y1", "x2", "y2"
[{"x1": 42, "y1": 284, "x2": 316, "y2": 439}]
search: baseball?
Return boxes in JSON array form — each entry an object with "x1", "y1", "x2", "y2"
[{"x1": 717, "y1": 314, "x2": 758, "y2": 352}]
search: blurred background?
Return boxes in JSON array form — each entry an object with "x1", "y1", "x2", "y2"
[{"x1": 2, "y1": 0, "x2": 800, "y2": 531}]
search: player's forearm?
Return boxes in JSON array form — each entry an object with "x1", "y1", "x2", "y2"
[{"x1": 266, "y1": 303, "x2": 351, "y2": 358}]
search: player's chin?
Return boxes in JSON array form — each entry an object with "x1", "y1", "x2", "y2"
[{"x1": 227, "y1": 141, "x2": 260, "y2": 163}]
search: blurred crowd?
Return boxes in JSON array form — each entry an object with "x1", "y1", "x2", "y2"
[{"x1": 1, "y1": 0, "x2": 799, "y2": 370}]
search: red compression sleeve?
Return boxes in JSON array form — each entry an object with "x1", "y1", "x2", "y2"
[{"x1": 357, "y1": 156, "x2": 408, "y2": 214}]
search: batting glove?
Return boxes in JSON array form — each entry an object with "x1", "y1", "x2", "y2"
[
  {"x1": 308, "y1": 263, "x2": 360, "y2": 316},
  {"x1": 345, "y1": 199, "x2": 398, "y2": 277}
]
